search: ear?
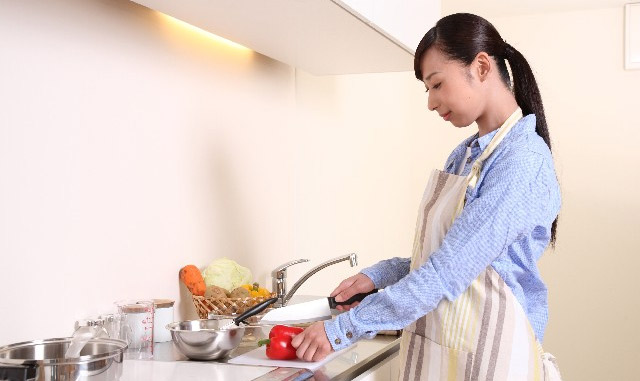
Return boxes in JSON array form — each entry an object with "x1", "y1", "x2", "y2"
[{"x1": 473, "y1": 52, "x2": 492, "y2": 82}]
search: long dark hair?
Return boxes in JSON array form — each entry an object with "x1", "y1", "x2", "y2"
[{"x1": 414, "y1": 13, "x2": 558, "y2": 246}]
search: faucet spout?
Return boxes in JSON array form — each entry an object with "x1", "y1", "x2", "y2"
[{"x1": 282, "y1": 253, "x2": 358, "y2": 306}]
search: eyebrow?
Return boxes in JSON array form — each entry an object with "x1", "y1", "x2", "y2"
[{"x1": 424, "y1": 71, "x2": 440, "y2": 82}]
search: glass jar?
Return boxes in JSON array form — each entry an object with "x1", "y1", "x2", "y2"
[{"x1": 153, "y1": 299, "x2": 175, "y2": 343}]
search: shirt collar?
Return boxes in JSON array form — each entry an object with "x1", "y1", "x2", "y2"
[
  {"x1": 471, "y1": 113, "x2": 537, "y2": 151},
  {"x1": 477, "y1": 129, "x2": 498, "y2": 151}
]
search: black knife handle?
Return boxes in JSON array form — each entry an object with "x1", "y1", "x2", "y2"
[
  {"x1": 328, "y1": 289, "x2": 378, "y2": 308},
  {"x1": 233, "y1": 297, "x2": 278, "y2": 326}
]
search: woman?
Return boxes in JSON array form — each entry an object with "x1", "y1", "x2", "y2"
[{"x1": 292, "y1": 13, "x2": 562, "y2": 380}]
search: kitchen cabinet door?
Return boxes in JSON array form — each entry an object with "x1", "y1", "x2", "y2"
[{"x1": 353, "y1": 352, "x2": 400, "y2": 381}]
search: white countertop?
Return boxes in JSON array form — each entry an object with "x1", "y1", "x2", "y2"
[
  {"x1": 120, "y1": 336, "x2": 398, "y2": 380},
  {"x1": 119, "y1": 295, "x2": 400, "y2": 380},
  {"x1": 121, "y1": 359, "x2": 274, "y2": 381}
]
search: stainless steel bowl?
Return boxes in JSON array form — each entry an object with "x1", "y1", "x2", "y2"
[
  {"x1": 0, "y1": 337, "x2": 127, "y2": 381},
  {"x1": 207, "y1": 314, "x2": 271, "y2": 346},
  {"x1": 167, "y1": 318, "x2": 245, "y2": 360},
  {"x1": 168, "y1": 297, "x2": 278, "y2": 361}
]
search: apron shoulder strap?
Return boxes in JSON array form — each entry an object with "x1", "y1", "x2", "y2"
[
  {"x1": 453, "y1": 108, "x2": 523, "y2": 218},
  {"x1": 466, "y1": 108, "x2": 523, "y2": 188}
]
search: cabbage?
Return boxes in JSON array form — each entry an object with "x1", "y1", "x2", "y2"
[{"x1": 202, "y1": 258, "x2": 252, "y2": 291}]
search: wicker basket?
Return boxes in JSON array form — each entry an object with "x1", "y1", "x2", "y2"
[{"x1": 192, "y1": 294, "x2": 276, "y2": 319}]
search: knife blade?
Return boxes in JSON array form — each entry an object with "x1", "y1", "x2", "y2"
[{"x1": 259, "y1": 290, "x2": 378, "y2": 324}]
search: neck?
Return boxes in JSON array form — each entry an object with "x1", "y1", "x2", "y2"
[{"x1": 476, "y1": 90, "x2": 519, "y2": 137}]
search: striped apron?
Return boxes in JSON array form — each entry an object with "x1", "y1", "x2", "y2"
[{"x1": 398, "y1": 109, "x2": 562, "y2": 381}]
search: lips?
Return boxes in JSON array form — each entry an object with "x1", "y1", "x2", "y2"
[{"x1": 441, "y1": 111, "x2": 451, "y2": 121}]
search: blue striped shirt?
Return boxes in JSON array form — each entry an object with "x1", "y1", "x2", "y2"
[{"x1": 324, "y1": 114, "x2": 561, "y2": 350}]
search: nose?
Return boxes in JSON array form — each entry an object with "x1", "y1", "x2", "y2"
[{"x1": 427, "y1": 92, "x2": 438, "y2": 111}]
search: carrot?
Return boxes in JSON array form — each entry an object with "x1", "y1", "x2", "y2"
[{"x1": 179, "y1": 265, "x2": 206, "y2": 296}]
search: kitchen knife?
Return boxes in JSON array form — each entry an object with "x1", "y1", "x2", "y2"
[{"x1": 259, "y1": 290, "x2": 378, "y2": 324}]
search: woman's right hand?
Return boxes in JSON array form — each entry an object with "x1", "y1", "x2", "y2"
[{"x1": 330, "y1": 273, "x2": 375, "y2": 311}]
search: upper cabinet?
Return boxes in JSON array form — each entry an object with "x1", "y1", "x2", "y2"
[
  {"x1": 337, "y1": 0, "x2": 435, "y2": 56},
  {"x1": 130, "y1": 0, "x2": 440, "y2": 75}
]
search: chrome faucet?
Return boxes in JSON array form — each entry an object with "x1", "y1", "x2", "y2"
[{"x1": 271, "y1": 253, "x2": 358, "y2": 307}]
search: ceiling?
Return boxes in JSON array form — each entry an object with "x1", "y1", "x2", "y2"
[{"x1": 442, "y1": 0, "x2": 632, "y2": 17}]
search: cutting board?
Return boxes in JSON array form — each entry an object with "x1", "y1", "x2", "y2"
[{"x1": 228, "y1": 345, "x2": 354, "y2": 371}]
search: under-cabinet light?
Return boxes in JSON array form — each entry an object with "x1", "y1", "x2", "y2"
[{"x1": 158, "y1": 13, "x2": 252, "y2": 51}]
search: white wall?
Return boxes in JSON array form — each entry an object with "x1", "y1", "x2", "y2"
[
  {"x1": 0, "y1": 0, "x2": 297, "y2": 343},
  {"x1": 290, "y1": 69, "x2": 468, "y2": 294}
]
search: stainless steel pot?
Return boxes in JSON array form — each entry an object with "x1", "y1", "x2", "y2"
[{"x1": 0, "y1": 337, "x2": 127, "y2": 381}]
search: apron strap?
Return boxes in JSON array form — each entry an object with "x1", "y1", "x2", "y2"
[{"x1": 453, "y1": 108, "x2": 523, "y2": 218}]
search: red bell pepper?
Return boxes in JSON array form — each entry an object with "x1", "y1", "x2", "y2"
[{"x1": 258, "y1": 325, "x2": 304, "y2": 360}]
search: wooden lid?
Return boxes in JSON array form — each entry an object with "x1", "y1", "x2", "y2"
[
  {"x1": 153, "y1": 299, "x2": 175, "y2": 308},
  {"x1": 121, "y1": 304, "x2": 148, "y2": 313}
]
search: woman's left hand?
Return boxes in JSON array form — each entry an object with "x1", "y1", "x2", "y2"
[{"x1": 291, "y1": 321, "x2": 334, "y2": 362}]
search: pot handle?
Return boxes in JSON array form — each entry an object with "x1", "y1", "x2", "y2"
[
  {"x1": 233, "y1": 297, "x2": 279, "y2": 326},
  {"x1": 0, "y1": 364, "x2": 37, "y2": 381}
]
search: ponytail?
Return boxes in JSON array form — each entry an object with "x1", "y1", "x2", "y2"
[
  {"x1": 503, "y1": 42, "x2": 558, "y2": 246},
  {"x1": 415, "y1": 13, "x2": 558, "y2": 246},
  {"x1": 503, "y1": 43, "x2": 551, "y2": 150}
]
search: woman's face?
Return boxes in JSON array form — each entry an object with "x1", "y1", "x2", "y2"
[{"x1": 419, "y1": 47, "x2": 484, "y2": 128}]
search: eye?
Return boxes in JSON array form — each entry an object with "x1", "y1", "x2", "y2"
[{"x1": 425, "y1": 82, "x2": 441, "y2": 93}]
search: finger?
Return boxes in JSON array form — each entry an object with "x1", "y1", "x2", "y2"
[
  {"x1": 311, "y1": 344, "x2": 325, "y2": 362},
  {"x1": 330, "y1": 277, "x2": 357, "y2": 298},
  {"x1": 312, "y1": 348, "x2": 328, "y2": 362},
  {"x1": 334, "y1": 287, "x2": 358, "y2": 303},
  {"x1": 295, "y1": 339, "x2": 310, "y2": 359},
  {"x1": 312, "y1": 341, "x2": 332, "y2": 362},
  {"x1": 291, "y1": 331, "x2": 305, "y2": 348},
  {"x1": 303, "y1": 342, "x2": 319, "y2": 362}
]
